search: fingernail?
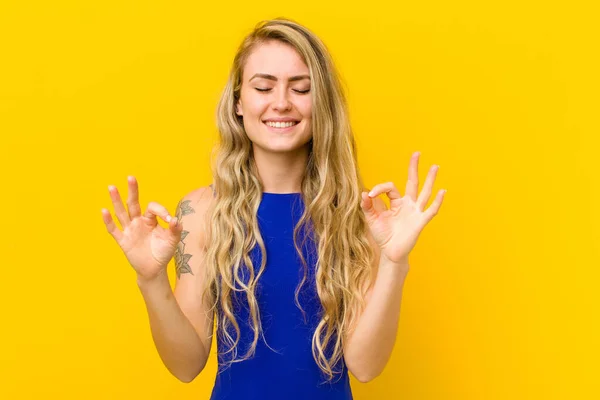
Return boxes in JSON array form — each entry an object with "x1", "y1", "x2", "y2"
[
  {"x1": 166, "y1": 215, "x2": 172, "y2": 222},
  {"x1": 368, "y1": 191, "x2": 374, "y2": 197}
]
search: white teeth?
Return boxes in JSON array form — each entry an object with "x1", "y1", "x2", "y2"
[{"x1": 265, "y1": 121, "x2": 297, "y2": 128}]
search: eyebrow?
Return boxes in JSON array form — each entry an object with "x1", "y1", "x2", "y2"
[{"x1": 249, "y1": 73, "x2": 311, "y2": 83}]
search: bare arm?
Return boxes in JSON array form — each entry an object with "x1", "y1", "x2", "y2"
[
  {"x1": 137, "y1": 270, "x2": 208, "y2": 383},
  {"x1": 343, "y1": 228, "x2": 409, "y2": 383},
  {"x1": 343, "y1": 257, "x2": 409, "y2": 383},
  {"x1": 138, "y1": 187, "x2": 215, "y2": 383}
]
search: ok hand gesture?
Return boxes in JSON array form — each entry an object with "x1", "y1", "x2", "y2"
[
  {"x1": 101, "y1": 176, "x2": 183, "y2": 282},
  {"x1": 360, "y1": 152, "x2": 446, "y2": 266}
]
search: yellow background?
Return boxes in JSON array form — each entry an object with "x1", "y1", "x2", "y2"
[{"x1": 1, "y1": 1, "x2": 598, "y2": 399}]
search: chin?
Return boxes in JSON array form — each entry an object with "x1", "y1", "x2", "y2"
[{"x1": 253, "y1": 141, "x2": 311, "y2": 155}]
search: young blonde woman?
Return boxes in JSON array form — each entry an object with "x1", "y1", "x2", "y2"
[{"x1": 102, "y1": 18, "x2": 445, "y2": 399}]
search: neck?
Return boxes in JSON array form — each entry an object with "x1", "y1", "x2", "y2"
[{"x1": 252, "y1": 145, "x2": 309, "y2": 193}]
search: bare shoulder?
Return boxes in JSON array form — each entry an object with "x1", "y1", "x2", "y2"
[
  {"x1": 176, "y1": 185, "x2": 215, "y2": 219},
  {"x1": 177, "y1": 185, "x2": 216, "y2": 224}
]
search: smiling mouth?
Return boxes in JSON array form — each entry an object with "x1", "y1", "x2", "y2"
[{"x1": 263, "y1": 120, "x2": 300, "y2": 128}]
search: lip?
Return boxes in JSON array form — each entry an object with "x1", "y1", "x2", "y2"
[
  {"x1": 262, "y1": 120, "x2": 300, "y2": 133},
  {"x1": 262, "y1": 117, "x2": 300, "y2": 122}
]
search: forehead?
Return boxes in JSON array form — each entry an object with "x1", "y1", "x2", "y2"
[{"x1": 243, "y1": 41, "x2": 309, "y2": 81}]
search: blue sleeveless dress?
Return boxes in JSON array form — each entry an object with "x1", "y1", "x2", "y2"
[{"x1": 209, "y1": 191, "x2": 353, "y2": 400}]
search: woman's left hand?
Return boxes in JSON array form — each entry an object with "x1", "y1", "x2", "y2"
[{"x1": 360, "y1": 151, "x2": 446, "y2": 265}]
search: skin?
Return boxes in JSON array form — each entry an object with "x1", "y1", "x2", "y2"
[
  {"x1": 102, "y1": 38, "x2": 447, "y2": 384},
  {"x1": 235, "y1": 40, "x2": 313, "y2": 194},
  {"x1": 230, "y1": 39, "x2": 449, "y2": 382},
  {"x1": 174, "y1": 199, "x2": 195, "y2": 279},
  {"x1": 346, "y1": 152, "x2": 447, "y2": 382}
]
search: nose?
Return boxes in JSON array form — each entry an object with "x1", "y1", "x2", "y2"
[{"x1": 272, "y1": 87, "x2": 292, "y2": 111}]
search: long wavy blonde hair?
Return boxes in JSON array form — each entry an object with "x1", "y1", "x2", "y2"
[{"x1": 201, "y1": 17, "x2": 375, "y2": 382}]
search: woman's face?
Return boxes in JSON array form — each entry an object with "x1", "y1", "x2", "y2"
[{"x1": 236, "y1": 40, "x2": 313, "y2": 155}]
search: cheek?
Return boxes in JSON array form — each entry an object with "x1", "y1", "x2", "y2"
[
  {"x1": 300, "y1": 99, "x2": 312, "y2": 119},
  {"x1": 248, "y1": 95, "x2": 270, "y2": 110},
  {"x1": 240, "y1": 91, "x2": 268, "y2": 116}
]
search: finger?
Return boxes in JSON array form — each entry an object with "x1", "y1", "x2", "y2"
[
  {"x1": 405, "y1": 151, "x2": 420, "y2": 201},
  {"x1": 168, "y1": 213, "x2": 183, "y2": 234},
  {"x1": 422, "y1": 189, "x2": 446, "y2": 225},
  {"x1": 360, "y1": 191, "x2": 380, "y2": 221},
  {"x1": 143, "y1": 201, "x2": 173, "y2": 226},
  {"x1": 108, "y1": 185, "x2": 130, "y2": 228},
  {"x1": 416, "y1": 164, "x2": 439, "y2": 211},
  {"x1": 101, "y1": 208, "x2": 123, "y2": 243},
  {"x1": 127, "y1": 176, "x2": 142, "y2": 219},
  {"x1": 369, "y1": 181, "x2": 402, "y2": 210}
]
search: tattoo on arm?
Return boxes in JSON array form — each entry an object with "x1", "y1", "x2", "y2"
[{"x1": 174, "y1": 199, "x2": 196, "y2": 279}]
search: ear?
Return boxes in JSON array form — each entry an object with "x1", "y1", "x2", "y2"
[{"x1": 235, "y1": 100, "x2": 243, "y2": 116}]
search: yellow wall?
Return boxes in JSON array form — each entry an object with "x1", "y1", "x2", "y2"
[{"x1": 1, "y1": 1, "x2": 597, "y2": 398}]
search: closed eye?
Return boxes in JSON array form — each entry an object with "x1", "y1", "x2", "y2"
[{"x1": 255, "y1": 88, "x2": 310, "y2": 94}]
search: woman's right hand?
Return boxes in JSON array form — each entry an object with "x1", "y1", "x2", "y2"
[{"x1": 101, "y1": 176, "x2": 183, "y2": 283}]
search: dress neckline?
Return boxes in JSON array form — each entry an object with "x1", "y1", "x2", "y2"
[{"x1": 262, "y1": 192, "x2": 302, "y2": 196}]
